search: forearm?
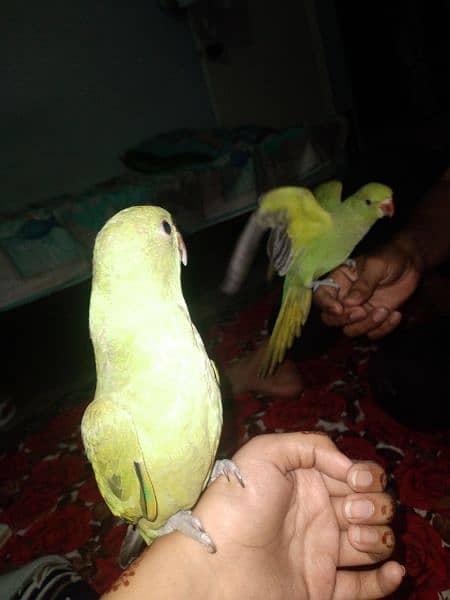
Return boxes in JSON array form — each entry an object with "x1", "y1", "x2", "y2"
[
  {"x1": 101, "y1": 531, "x2": 216, "y2": 600},
  {"x1": 100, "y1": 470, "x2": 308, "y2": 600},
  {"x1": 394, "y1": 173, "x2": 450, "y2": 271}
]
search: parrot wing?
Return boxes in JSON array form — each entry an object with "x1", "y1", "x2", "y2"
[
  {"x1": 210, "y1": 359, "x2": 220, "y2": 385},
  {"x1": 82, "y1": 399, "x2": 157, "y2": 523},
  {"x1": 259, "y1": 186, "x2": 333, "y2": 248},
  {"x1": 266, "y1": 223, "x2": 295, "y2": 276},
  {"x1": 256, "y1": 187, "x2": 332, "y2": 376},
  {"x1": 221, "y1": 186, "x2": 333, "y2": 295},
  {"x1": 313, "y1": 179, "x2": 343, "y2": 213},
  {"x1": 259, "y1": 186, "x2": 332, "y2": 276}
]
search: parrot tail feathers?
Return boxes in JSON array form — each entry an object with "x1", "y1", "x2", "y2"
[
  {"x1": 259, "y1": 285, "x2": 312, "y2": 377},
  {"x1": 119, "y1": 524, "x2": 146, "y2": 569}
]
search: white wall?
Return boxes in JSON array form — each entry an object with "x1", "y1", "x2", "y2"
[{"x1": 1, "y1": 2, "x2": 214, "y2": 213}]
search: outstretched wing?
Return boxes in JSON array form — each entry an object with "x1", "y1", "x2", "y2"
[
  {"x1": 258, "y1": 186, "x2": 332, "y2": 277},
  {"x1": 82, "y1": 399, "x2": 157, "y2": 523},
  {"x1": 256, "y1": 187, "x2": 332, "y2": 375},
  {"x1": 313, "y1": 180, "x2": 343, "y2": 214},
  {"x1": 259, "y1": 186, "x2": 332, "y2": 248},
  {"x1": 266, "y1": 223, "x2": 295, "y2": 276},
  {"x1": 221, "y1": 186, "x2": 332, "y2": 295}
]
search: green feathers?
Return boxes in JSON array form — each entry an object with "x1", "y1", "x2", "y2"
[
  {"x1": 264, "y1": 277, "x2": 312, "y2": 376},
  {"x1": 81, "y1": 205, "x2": 223, "y2": 561},
  {"x1": 257, "y1": 181, "x2": 394, "y2": 376},
  {"x1": 259, "y1": 186, "x2": 332, "y2": 251}
]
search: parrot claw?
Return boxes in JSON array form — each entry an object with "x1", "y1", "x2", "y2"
[
  {"x1": 158, "y1": 510, "x2": 217, "y2": 553},
  {"x1": 209, "y1": 459, "x2": 245, "y2": 488},
  {"x1": 311, "y1": 278, "x2": 340, "y2": 293},
  {"x1": 343, "y1": 258, "x2": 358, "y2": 281},
  {"x1": 344, "y1": 258, "x2": 356, "y2": 270}
]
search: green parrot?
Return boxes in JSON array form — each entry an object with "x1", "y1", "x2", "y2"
[
  {"x1": 257, "y1": 181, "x2": 394, "y2": 376},
  {"x1": 81, "y1": 205, "x2": 243, "y2": 567}
]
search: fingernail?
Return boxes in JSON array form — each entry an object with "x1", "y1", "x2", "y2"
[
  {"x1": 373, "y1": 307, "x2": 388, "y2": 323},
  {"x1": 344, "y1": 499, "x2": 375, "y2": 520},
  {"x1": 382, "y1": 531, "x2": 395, "y2": 549},
  {"x1": 351, "y1": 469, "x2": 373, "y2": 488},
  {"x1": 381, "y1": 501, "x2": 394, "y2": 518},
  {"x1": 389, "y1": 311, "x2": 402, "y2": 325},
  {"x1": 349, "y1": 309, "x2": 362, "y2": 321},
  {"x1": 354, "y1": 526, "x2": 379, "y2": 544}
]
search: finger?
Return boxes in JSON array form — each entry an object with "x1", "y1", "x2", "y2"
[
  {"x1": 334, "y1": 561, "x2": 405, "y2": 600},
  {"x1": 338, "y1": 525, "x2": 396, "y2": 567},
  {"x1": 315, "y1": 286, "x2": 343, "y2": 316},
  {"x1": 332, "y1": 492, "x2": 395, "y2": 530},
  {"x1": 367, "y1": 311, "x2": 402, "y2": 340},
  {"x1": 342, "y1": 307, "x2": 390, "y2": 338},
  {"x1": 321, "y1": 304, "x2": 369, "y2": 328},
  {"x1": 321, "y1": 311, "x2": 349, "y2": 327},
  {"x1": 239, "y1": 432, "x2": 352, "y2": 483},
  {"x1": 347, "y1": 462, "x2": 387, "y2": 493},
  {"x1": 314, "y1": 266, "x2": 355, "y2": 313},
  {"x1": 346, "y1": 306, "x2": 367, "y2": 322},
  {"x1": 347, "y1": 524, "x2": 395, "y2": 555},
  {"x1": 321, "y1": 473, "x2": 353, "y2": 496},
  {"x1": 339, "y1": 263, "x2": 359, "y2": 283},
  {"x1": 343, "y1": 258, "x2": 385, "y2": 308},
  {"x1": 322, "y1": 461, "x2": 386, "y2": 497}
]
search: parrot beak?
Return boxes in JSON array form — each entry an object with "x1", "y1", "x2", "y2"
[
  {"x1": 379, "y1": 198, "x2": 395, "y2": 217},
  {"x1": 177, "y1": 231, "x2": 188, "y2": 266}
]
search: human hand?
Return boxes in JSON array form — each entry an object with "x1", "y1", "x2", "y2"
[
  {"x1": 194, "y1": 432, "x2": 404, "y2": 600},
  {"x1": 314, "y1": 239, "x2": 422, "y2": 339}
]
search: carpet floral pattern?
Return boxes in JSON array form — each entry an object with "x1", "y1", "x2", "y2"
[{"x1": 0, "y1": 289, "x2": 449, "y2": 599}]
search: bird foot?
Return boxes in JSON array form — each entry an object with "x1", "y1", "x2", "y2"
[
  {"x1": 311, "y1": 278, "x2": 340, "y2": 293},
  {"x1": 344, "y1": 258, "x2": 356, "y2": 270},
  {"x1": 209, "y1": 459, "x2": 245, "y2": 488},
  {"x1": 343, "y1": 258, "x2": 358, "y2": 280},
  {"x1": 157, "y1": 510, "x2": 216, "y2": 553}
]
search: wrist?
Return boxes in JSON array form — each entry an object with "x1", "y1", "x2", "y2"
[
  {"x1": 102, "y1": 531, "x2": 218, "y2": 600},
  {"x1": 391, "y1": 231, "x2": 426, "y2": 274},
  {"x1": 152, "y1": 532, "x2": 219, "y2": 598}
]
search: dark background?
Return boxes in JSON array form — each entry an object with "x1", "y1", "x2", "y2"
[{"x1": 2, "y1": 0, "x2": 450, "y2": 440}]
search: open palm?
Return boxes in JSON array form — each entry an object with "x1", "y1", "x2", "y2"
[{"x1": 194, "y1": 433, "x2": 403, "y2": 600}]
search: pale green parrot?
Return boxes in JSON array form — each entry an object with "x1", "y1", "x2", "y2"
[
  {"x1": 81, "y1": 205, "x2": 243, "y2": 567},
  {"x1": 257, "y1": 181, "x2": 394, "y2": 376}
]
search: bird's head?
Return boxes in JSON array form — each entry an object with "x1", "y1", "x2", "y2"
[
  {"x1": 92, "y1": 205, "x2": 187, "y2": 302},
  {"x1": 351, "y1": 183, "x2": 395, "y2": 219}
]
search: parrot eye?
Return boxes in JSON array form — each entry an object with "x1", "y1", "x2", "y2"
[
  {"x1": 365, "y1": 199, "x2": 371, "y2": 206},
  {"x1": 161, "y1": 220, "x2": 172, "y2": 235}
]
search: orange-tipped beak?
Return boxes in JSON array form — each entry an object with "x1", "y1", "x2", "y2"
[
  {"x1": 380, "y1": 198, "x2": 395, "y2": 217},
  {"x1": 177, "y1": 231, "x2": 188, "y2": 266}
]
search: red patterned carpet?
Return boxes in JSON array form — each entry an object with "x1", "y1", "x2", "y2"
[{"x1": 0, "y1": 288, "x2": 449, "y2": 599}]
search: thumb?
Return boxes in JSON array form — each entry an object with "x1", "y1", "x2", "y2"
[{"x1": 343, "y1": 258, "x2": 385, "y2": 307}]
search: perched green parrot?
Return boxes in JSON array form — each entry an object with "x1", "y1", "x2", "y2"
[
  {"x1": 257, "y1": 181, "x2": 394, "y2": 376},
  {"x1": 81, "y1": 205, "x2": 243, "y2": 567}
]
